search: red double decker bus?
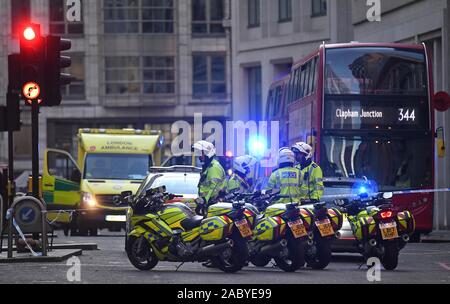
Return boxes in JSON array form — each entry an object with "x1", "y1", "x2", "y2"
[{"x1": 266, "y1": 42, "x2": 439, "y2": 235}]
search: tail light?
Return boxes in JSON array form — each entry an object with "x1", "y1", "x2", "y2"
[{"x1": 380, "y1": 211, "x2": 393, "y2": 219}]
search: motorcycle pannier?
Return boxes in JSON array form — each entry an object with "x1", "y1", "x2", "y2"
[{"x1": 397, "y1": 211, "x2": 415, "y2": 235}]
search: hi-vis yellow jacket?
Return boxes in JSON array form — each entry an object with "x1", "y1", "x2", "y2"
[
  {"x1": 296, "y1": 162, "x2": 324, "y2": 201},
  {"x1": 198, "y1": 159, "x2": 227, "y2": 204},
  {"x1": 266, "y1": 166, "x2": 302, "y2": 204}
]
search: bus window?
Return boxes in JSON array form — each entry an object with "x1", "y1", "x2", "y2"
[
  {"x1": 304, "y1": 61, "x2": 311, "y2": 97},
  {"x1": 300, "y1": 64, "x2": 307, "y2": 99},
  {"x1": 275, "y1": 86, "x2": 283, "y2": 116},
  {"x1": 310, "y1": 57, "x2": 318, "y2": 94},
  {"x1": 287, "y1": 72, "x2": 295, "y2": 104},
  {"x1": 290, "y1": 69, "x2": 298, "y2": 103}
]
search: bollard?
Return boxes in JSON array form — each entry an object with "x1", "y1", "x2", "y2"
[
  {"x1": 7, "y1": 196, "x2": 49, "y2": 258},
  {"x1": 41, "y1": 209, "x2": 47, "y2": 256},
  {"x1": 0, "y1": 195, "x2": 3, "y2": 254},
  {"x1": 7, "y1": 208, "x2": 13, "y2": 258}
]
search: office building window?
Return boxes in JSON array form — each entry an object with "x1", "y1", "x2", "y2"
[
  {"x1": 312, "y1": 0, "x2": 327, "y2": 17},
  {"x1": 105, "y1": 56, "x2": 141, "y2": 94},
  {"x1": 279, "y1": 0, "x2": 291, "y2": 22},
  {"x1": 193, "y1": 54, "x2": 226, "y2": 97},
  {"x1": 104, "y1": 0, "x2": 174, "y2": 34},
  {"x1": 105, "y1": 56, "x2": 175, "y2": 95},
  {"x1": 142, "y1": 56, "x2": 175, "y2": 94},
  {"x1": 142, "y1": 0, "x2": 174, "y2": 33},
  {"x1": 248, "y1": 66, "x2": 262, "y2": 121},
  {"x1": 11, "y1": 0, "x2": 30, "y2": 36},
  {"x1": 248, "y1": 0, "x2": 260, "y2": 27},
  {"x1": 62, "y1": 54, "x2": 85, "y2": 99},
  {"x1": 192, "y1": 0, "x2": 225, "y2": 35},
  {"x1": 49, "y1": 0, "x2": 84, "y2": 35}
]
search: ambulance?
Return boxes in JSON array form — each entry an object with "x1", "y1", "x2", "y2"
[{"x1": 43, "y1": 128, "x2": 163, "y2": 236}]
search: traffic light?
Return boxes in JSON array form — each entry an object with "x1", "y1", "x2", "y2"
[
  {"x1": 44, "y1": 36, "x2": 72, "y2": 106},
  {"x1": 19, "y1": 24, "x2": 45, "y2": 104},
  {"x1": 0, "y1": 54, "x2": 22, "y2": 132},
  {"x1": 18, "y1": 23, "x2": 73, "y2": 107}
]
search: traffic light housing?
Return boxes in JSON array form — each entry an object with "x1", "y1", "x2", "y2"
[
  {"x1": 44, "y1": 36, "x2": 72, "y2": 106},
  {"x1": 0, "y1": 54, "x2": 22, "y2": 132},
  {"x1": 19, "y1": 24, "x2": 45, "y2": 103},
  {"x1": 18, "y1": 23, "x2": 73, "y2": 107}
]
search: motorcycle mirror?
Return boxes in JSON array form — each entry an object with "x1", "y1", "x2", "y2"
[{"x1": 383, "y1": 192, "x2": 393, "y2": 200}]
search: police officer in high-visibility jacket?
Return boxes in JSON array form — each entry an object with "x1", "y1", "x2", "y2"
[
  {"x1": 227, "y1": 155, "x2": 257, "y2": 194},
  {"x1": 192, "y1": 140, "x2": 227, "y2": 215},
  {"x1": 266, "y1": 148, "x2": 302, "y2": 204},
  {"x1": 292, "y1": 142, "x2": 324, "y2": 203}
]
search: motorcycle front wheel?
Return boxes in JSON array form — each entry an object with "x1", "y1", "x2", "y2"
[
  {"x1": 213, "y1": 233, "x2": 249, "y2": 273},
  {"x1": 126, "y1": 236, "x2": 159, "y2": 271},
  {"x1": 274, "y1": 238, "x2": 305, "y2": 272}
]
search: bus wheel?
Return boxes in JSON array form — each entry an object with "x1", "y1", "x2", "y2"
[{"x1": 89, "y1": 228, "x2": 98, "y2": 236}]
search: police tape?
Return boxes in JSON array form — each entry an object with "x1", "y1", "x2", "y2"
[
  {"x1": 13, "y1": 187, "x2": 450, "y2": 226},
  {"x1": 321, "y1": 187, "x2": 450, "y2": 201},
  {"x1": 46, "y1": 210, "x2": 74, "y2": 225},
  {"x1": 5, "y1": 208, "x2": 42, "y2": 257}
]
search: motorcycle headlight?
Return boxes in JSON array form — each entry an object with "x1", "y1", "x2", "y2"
[{"x1": 82, "y1": 192, "x2": 97, "y2": 208}]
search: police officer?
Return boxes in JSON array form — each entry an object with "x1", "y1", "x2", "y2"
[
  {"x1": 192, "y1": 140, "x2": 227, "y2": 215},
  {"x1": 227, "y1": 155, "x2": 257, "y2": 194},
  {"x1": 265, "y1": 148, "x2": 302, "y2": 204},
  {"x1": 291, "y1": 142, "x2": 324, "y2": 203}
]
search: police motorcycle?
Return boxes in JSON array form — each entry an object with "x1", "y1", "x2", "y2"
[
  {"x1": 334, "y1": 192, "x2": 415, "y2": 270},
  {"x1": 301, "y1": 199, "x2": 344, "y2": 270},
  {"x1": 222, "y1": 189, "x2": 313, "y2": 272},
  {"x1": 123, "y1": 183, "x2": 254, "y2": 273},
  {"x1": 249, "y1": 190, "x2": 315, "y2": 272}
]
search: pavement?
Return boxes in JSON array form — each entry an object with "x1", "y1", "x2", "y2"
[
  {"x1": 0, "y1": 230, "x2": 450, "y2": 284},
  {"x1": 422, "y1": 230, "x2": 450, "y2": 243}
]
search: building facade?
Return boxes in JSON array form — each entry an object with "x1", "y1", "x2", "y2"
[
  {"x1": 0, "y1": 0, "x2": 233, "y2": 172},
  {"x1": 231, "y1": 0, "x2": 450, "y2": 230}
]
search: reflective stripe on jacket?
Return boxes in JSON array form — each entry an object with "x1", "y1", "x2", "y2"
[{"x1": 266, "y1": 166, "x2": 302, "y2": 204}]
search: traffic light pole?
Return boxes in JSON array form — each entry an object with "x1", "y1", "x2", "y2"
[{"x1": 31, "y1": 100, "x2": 39, "y2": 199}]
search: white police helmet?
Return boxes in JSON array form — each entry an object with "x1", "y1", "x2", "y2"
[
  {"x1": 192, "y1": 140, "x2": 216, "y2": 158},
  {"x1": 291, "y1": 142, "x2": 313, "y2": 160}
]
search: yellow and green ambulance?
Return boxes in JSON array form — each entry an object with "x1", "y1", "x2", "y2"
[{"x1": 43, "y1": 128, "x2": 163, "y2": 235}]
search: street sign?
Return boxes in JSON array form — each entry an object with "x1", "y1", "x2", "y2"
[
  {"x1": 15, "y1": 199, "x2": 40, "y2": 228},
  {"x1": 11, "y1": 196, "x2": 48, "y2": 234},
  {"x1": 22, "y1": 82, "x2": 41, "y2": 100}
]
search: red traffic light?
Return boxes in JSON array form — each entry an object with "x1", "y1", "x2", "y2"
[{"x1": 23, "y1": 27, "x2": 37, "y2": 41}]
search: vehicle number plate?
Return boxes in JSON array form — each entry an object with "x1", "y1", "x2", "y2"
[
  {"x1": 105, "y1": 215, "x2": 126, "y2": 222},
  {"x1": 236, "y1": 219, "x2": 253, "y2": 238},
  {"x1": 380, "y1": 222, "x2": 399, "y2": 240},
  {"x1": 315, "y1": 218, "x2": 335, "y2": 237},
  {"x1": 288, "y1": 219, "x2": 307, "y2": 239}
]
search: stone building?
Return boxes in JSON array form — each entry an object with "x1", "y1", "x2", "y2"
[{"x1": 0, "y1": 0, "x2": 233, "y2": 172}]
